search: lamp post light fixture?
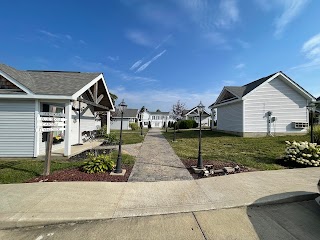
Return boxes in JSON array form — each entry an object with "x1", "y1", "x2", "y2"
[
  {"x1": 197, "y1": 101, "x2": 205, "y2": 170},
  {"x1": 114, "y1": 99, "x2": 127, "y2": 174},
  {"x1": 307, "y1": 102, "x2": 317, "y2": 143}
]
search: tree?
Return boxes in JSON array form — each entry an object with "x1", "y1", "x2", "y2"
[
  {"x1": 110, "y1": 92, "x2": 118, "y2": 105},
  {"x1": 139, "y1": 106, "x2": 146, "y2": 113},
  {"x1": 172, "y1": 100, "x2": 186, "y2": 122},
  {"x1": 156, "y1": 109, "x2": 161, "y2": 112}
]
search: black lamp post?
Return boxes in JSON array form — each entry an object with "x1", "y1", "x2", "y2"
[
  {"x1": 115, "y1": 99, "x2": 127, "y2": 173},
  {"x1": 197, "y1": 101, "x2": 205, "y2": 169},
  {"x1": 307, "y1": 102, "x2": 316, "y2": 143},
  {"x1": 173, "y1": 119, "x2": 177, "y2": 141}
]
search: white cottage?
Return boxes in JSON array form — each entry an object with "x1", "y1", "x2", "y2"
[
  {"x1": 182, "y1": 107, "x2": 212, "y2": 127},
  {"x1": 209, "y1": 71, "x2": 316, "y2": 137},
  {"x1": 110, "y1": 108, "x2": 139, "y2": 130},
  {"x1": 0, "y1": 64, "x2": 114, "y2": 157}
]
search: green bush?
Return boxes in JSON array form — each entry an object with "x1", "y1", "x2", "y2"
[
  {"x1": 309, "y1": 124, "x2": 320, "y2": 144},
  {"x1": 129, "y1": 122, "x2": 139, "y2": 131},
  {"x1": 178, "y1": 120, "x2": 197, "y2": 129},
  {"x1": 104, "y1": 133, "x2": 119, "y2": 145},
  {"x1": 148, "y1": 121, "x2": 152, "y2": 129},
  {"x1": 82, "y1": 153, "x2": 115, "y2": 173},
  {"x1": 283, "y1": 141, "x2": 320, "y2": 167},
  {"x1": 97, "y1": 125, "x2": 109, "y2": 138},
  {"x1": 193, "y1": 121, "x2": 199, "y2": 128}
]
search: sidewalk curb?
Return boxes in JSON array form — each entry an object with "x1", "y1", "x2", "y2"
[{"x1": 1, "y1": 192, "x2": 319, "y2": 230}]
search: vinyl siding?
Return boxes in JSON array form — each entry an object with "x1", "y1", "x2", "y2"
[
  {"x1": 217, "y1": 101, "x2": 243, "y2": 133},
  {"x1": 244, "y1": 77, "x2": 308, "y2": 134},
  {"x1": 0, "y1": 99, "x2": 35, "y2": 157},
  {"x1": 110, "y1": 119, "x2": 131, "y2": 130}
]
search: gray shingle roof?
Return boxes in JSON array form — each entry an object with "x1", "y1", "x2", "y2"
[
  {"x1": 224, "y1": 72, "x2": 278, "y2": 98},
  {"x1": 113, "y1": 108, "x2": 138, "y2": 118},
  {"x1": 0, "y1": 64, "x2": 101, "y2": 96},
  {"x1": 149, "y1": 111, "x2": 170, "y2": 115}
]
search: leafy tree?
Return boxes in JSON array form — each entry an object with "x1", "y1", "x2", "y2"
[
  {"x1": 140, "y1": 106, "x2": 146, "y2": 113},
  {"x1": 156, "y1": 109, "x2": 161, "y2": 112},
  {"x1": 172, "y1": 100, "x2": 186, "y2": 121},
  {"x1": 110, "y1": 92, "x2": 118, "y2": 105}
]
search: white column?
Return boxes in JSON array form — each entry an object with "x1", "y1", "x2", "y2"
[
  {"x1": 33, "y1": 100, "x2": 40, "y2": 157},
  {"x1": 107, "y1": 111, "x2": 111, "y2": 134},
  {"x1": 64, "y1": 101, "x2": 72, "y2": 157}
]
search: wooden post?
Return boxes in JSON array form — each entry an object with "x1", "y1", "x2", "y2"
[{"x1": 44, "y1": 106, "x2": 56, "y2": 176}]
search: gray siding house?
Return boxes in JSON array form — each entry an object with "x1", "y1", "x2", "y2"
[
  {"x1": 110, "y1": 108, "x2": 139, "y2": 130},
  {"x1": 209, "y1": 71, "x2": 316, "y2": 137},
  {"x1": 0, "y1": 64, "x2": 114, "y2": 157}
]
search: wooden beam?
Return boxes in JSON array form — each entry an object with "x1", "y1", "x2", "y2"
[
  {"x1": 77, "y1": 97, "x2": 109, "y2": 110},
  {"x1": 87, "y1": 88, "x2": 94, "y2": 101},
  {"x1": 97, "y1": 94, "x2": 104, "y2": 104},
  {"x1": 94, "y1": 82, "x2": 98, "y2": 103}
]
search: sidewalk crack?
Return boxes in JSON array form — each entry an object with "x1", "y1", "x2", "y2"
[{"x1": 192, "y1": 211, "x2": 208, "y2": 240}]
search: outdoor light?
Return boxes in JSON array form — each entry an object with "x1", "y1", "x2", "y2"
[
  {"x1": 197, "y1": 101, "x2": 205, "y2": 170},
  {"x1": 307, "y1": 102, "x2": 317, "y2": 143},
  {"x1": 115, "y1": 99, "x2": 127, "y2": 174}
]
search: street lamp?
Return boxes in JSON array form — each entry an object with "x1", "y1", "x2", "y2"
[
  {"x1": 197, "y1": 101, "x2": 205, "y2": 170},
  {"x1": 140, "y1": 112, "x2": 143, "y2": 136},
  {"x1": 307, "y1": 102, "x2": 317, "y2": 143},
  {"x1": 115, "y1": 99, "x2": 127, "y2": 173}
]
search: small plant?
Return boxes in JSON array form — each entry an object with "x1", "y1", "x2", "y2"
[
  {"x1": 82, "y1": 153, "x2": 115, "y2": 173},
  {"x1": 97, "y1": 125, "x2": 109, "y2": 138},
  {"x1": 104, "y1": 133, "x2": 119, "y2": 145},
  {"x1": 283, "y1": 141, "x2": 320, "y2": 167},
  {"x1": 53, "y1": 135, "x2": 64, "y2": 144},
  {"x1": 129, "y1": 122, "x2": 139, "y2": 131},
  {"x1": 309, "y1": 124, "x2": 320, "y2": 144}
]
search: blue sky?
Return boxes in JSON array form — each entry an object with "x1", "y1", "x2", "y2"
[{"x1": 1, "y1": 0, "x2": 320, "y2": 111}]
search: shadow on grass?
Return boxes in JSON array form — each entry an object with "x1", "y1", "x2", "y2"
[{"x1": 0, "y1": 161, "x2": 41, "y2": 176}]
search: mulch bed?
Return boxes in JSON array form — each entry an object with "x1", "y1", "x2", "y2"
[
  {"x1": 26, "y1": 165, "x2": 133, "y2": 183},
  {"x1": 182, "y1": 159, "x2": 255, "y2": 180}
]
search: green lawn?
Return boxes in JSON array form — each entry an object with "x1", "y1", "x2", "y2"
[
  {"x1": 111, "y1": 129, "x2": 148, "y2": 144},
  {"x1": 163, "y1": 129, "x2": 309, "y2": 170},
  {"x1": 0, "y1": 151, "x2": 135, "y2": 184}
]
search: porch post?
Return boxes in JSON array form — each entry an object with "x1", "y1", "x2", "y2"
[
  {"x1": 107, "y1": 111, "x2": 111, "y2": 134},
  {"x1": 64, "y1": 101, "x2": 72, "y2": 157}
]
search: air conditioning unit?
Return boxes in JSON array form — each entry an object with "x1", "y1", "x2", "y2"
[{"x1": 292, "y1": 122, "x2": 309, "y2": 129}]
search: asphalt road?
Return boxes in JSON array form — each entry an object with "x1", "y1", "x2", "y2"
[{"x1": 1, "y1": 200, "x2": 320, "y2": 240}]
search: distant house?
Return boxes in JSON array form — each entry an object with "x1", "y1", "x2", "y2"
[
  {"x1": 138, "y1": 109, "x2": 174, "y2": 128},
  {"x1": 110, "y1": 108, "x2": 138, "y2": 130},
  {"x1": 0, "y1": 63, "x2": 114, "y2": 157},
  {"x1": 182, "y1": 107, "x2": 211, "y2": 127},
  {"x1": 209, "y1": 71, "x2": 316, "y2": 137}
]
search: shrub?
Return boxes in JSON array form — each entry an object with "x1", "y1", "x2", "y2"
[
  {"x1": 193, "y1": 121, "x2": 199, "y2": 128},
  {"x1": 129, "y1": 122, "x2": 139, "y2": 131},
  {"x1": 309, "y1": 124, "x2": 320, "y2": 144},
  {"x1": 148, "y1": 121, "x2": 152, "y2": 129},
  {"x1": 177, "y1": 120, "x2": 197, "y2": 129},
  {"x1": 82, "y1": 153, "x2": 115, "y2": 173},
  {"x1": 283, "y1": 141, "x2": 320, "y2": 167},
  {"x1": 97, "y1": 125, "x2": 109, "y2": 138},
  {"x1": 104, "y1": 133, "x2": 119, "y2": 145}
]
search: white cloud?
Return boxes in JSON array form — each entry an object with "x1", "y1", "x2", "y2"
[
  {"x1": 215, "y1": 0, "x2": 240, "y2": 29},
  {"x1": 125, "y1": 29, "x2": 153, "y2": 47},
  {"x1": 236, "y1": 39, "x2": 250, "y2": 49},
  {"x1": 107, "y1": 56, "x2": 119, "y2": 62},
  {"x1": 235, "y1": 63, "x2": 245, "y2": 69},
  {"x1": 291, "y1": 33, "x2": 320, "y2": 70},
  {"x1": 255, "y1": 0, "x2": 309, "y2": 37},
  {"x1": 203, "y1": 32, "x2": 232, "y2": 50},
  {"x1": 274, "y1": 0, "x2": 309, "y2": 37},
  {"x1": 130, "y1": 60, "x2": 144, "y2": 70},
  {"x1": 110, "y1": 86, "x2": 219, "y2": 111},
  {"x1": 136, "y1": 50, "x2": 167, "y2": 73}
]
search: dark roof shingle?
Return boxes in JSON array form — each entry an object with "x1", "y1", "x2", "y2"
[{"x1": 0, "y1": 64, "x2": 101, "y2": 96}]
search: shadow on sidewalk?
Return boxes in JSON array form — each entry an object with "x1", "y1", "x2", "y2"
[{"x1": 247, "y1": 191, "x2": 320, "y2": 240}]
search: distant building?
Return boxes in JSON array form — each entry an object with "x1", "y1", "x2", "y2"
[
  {"x1": 110, "y1": 108, "x2": 139, "y2": 130},
  {"x1": 138, "y1": 109, "x2": 174, "y2": 128},
  {"x1": 182, "y1": 106, "x2": 211, "y2": 127}
]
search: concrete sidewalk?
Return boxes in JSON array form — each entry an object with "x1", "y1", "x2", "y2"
[
  {"x1": 128, "y1": 128, "x2": 193, "y2": 182},
  {"x1": 0, "y1": 168, "x2": 319, "y2": 229}
]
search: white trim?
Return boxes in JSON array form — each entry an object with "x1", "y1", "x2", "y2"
[
  {"x1": 107, "y1": 111, "x2": 110, "y2": 134},
  {"x1": 0, "y1": 70, "x2": 33, "y2": 94},
  {"x1": 100, "y1": 74, "x2": 115, "y2": 111},
  {"x1": 212, "y1": 99, "x2": 243, "y2": 108},
  {"x1": 184, "y1": 107, "x2": 211, "y2": 116},
  {"x1": 242, "y1": 100, "x2": 246, "y2": 133},
  {"x1": 34, "y1": 100, "x2": 40, "y2": 157},
  {"x1": 64, "y1": 101, "x2": 72, "y2": 157},
  {"x1": 0, "y1": 94, "x2": 73, "y2": 99}
]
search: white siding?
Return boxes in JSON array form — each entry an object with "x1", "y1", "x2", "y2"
[
  {"x1": 0, "y1": 99, "x2": 35, "y2": 157},
  {"x1": 110, "y1": 119, "x2": 130, "y2": 130},
  {"x1": 217, "y1": 101, "x2": 243, "y2": 133},
  {"x1": 244, "y1": 77, "x2": 308, "y2": 134}
]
